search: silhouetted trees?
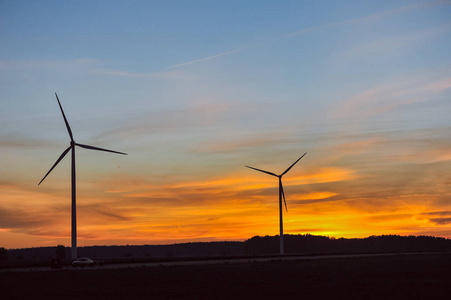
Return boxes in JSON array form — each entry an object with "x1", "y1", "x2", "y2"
[
  {"x1": 244, "y1": 234, "x2": 451, "y2": 255},
  {"x1": 0, "y1": 247, "x2": 7, "y2": 260},
  {"x1": 56, "y1": 245, "x2": 66, "y2": 260}
]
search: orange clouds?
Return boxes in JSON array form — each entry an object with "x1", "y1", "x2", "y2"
[
  {"x1": 1, "y1": 128, "x2": 450, "y2": 249},
  {"x1": 1, "y1": 162, "x2": 450, "y2": 249}
]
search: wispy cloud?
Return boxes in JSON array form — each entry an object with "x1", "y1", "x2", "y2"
[
  {"x1": 110, "y1": 167, "x2": 356, "y2": 204},
  {"x1": 421, "y1": 211, "x2": 451, "y2": 217},
  {"x1": 340, "y1": 22, "x2": 451, "y2": 62},
  {"x1": 341, "y1": 0, "x2": 448, "y2": 25},
  {"x1": 0, "y1": 58, "x2": 98, "y2": 70},
  {"x1": 429, "y1": 217, "x2": 451, "y2": 225},
  {"x1": 96, "y1": 104, "x2": 231, "y2": 143},
  {"x1": 92, "y1": 69, "x2": 145, "y2": 78},
  {"x1": 417, "y1": 211, "x2": 451, "y2": 225},
  {"x1": 285, "y1": 0, "x2": 447, "y2": 38},
  {"x1": 0, "y1": 136, "x2": 54, "y2": 149},
  {"x1": 333, "y1": 73, "x2": 451, "y2": 119},
  {"x1": 192, "y1": 132, "x2": 293, "y2": 153},
  {"x1": 92, "y1": 68, "x2": 185, "y2": 79},
  {"x1": 3, "y1": 1, "x2": 444, "y2": 77},
  {"x1": 0, "y1": 58, "x2": 186, "y2": 82},
  {"x1": 164, "y1": 0, "x2": 447, "y2": 70}
]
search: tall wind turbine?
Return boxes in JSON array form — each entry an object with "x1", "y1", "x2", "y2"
[
  {"x1": 39, "y1": 93, "x2": 127, "y2": 259},
  {"x1": 246, "y1": 152, "x2": 307, "y2": 255}
]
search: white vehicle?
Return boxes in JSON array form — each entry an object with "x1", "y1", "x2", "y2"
[{"x1": 72, "y1": 257, "x2": 94, "y2": 267}]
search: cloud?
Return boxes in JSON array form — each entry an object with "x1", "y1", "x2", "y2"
[
  {"x1": 92, "y1": 68, "x2": 185, "y2": 79},
  {"x1": 0, "y1": 135, "x2": 57, "y2": 149},
  {"x1": 162, "y1": 0, "x2": 447, "y2": 69},
  {"x1": 93, "y1": 167, "x2": 355, "y2": 213},
  {"x1": 97, "y1": 104, "x2": 232, "y2": 141},
  {"x1": 2, "y1": 158, "x2": 451, "y2": 246},
  {"x1": 429, "y1": 217, "x2": 451, "y2": 225},
  {"x1": 342, "y1": 0, "x2": 448, "y2": 25},
  {"x1": 287, "y1": 0, "x2": 447, "y2": 38},
  {"x1": 396, "y1": 144, "x2": 451, "y2": 164},
  {"x1": 320, "y1": 126, "x2": 451, "y2": 169},
  {"x1": 0, "y1": 58, "x2": 98, "y2": 71},
  {"x1": 418, "y1": 211, "x2": 451, "y2": 225},
  {"x1": 349, "y1": 25, "x2": 448, "y2": 57},
  {"x1": 0, "y1": 200, "x2": 72, "y2": 239},
  {"x1": 367, "y1": 213, "x2": 414, "y2": 222},
  {"x1": 0, "y1": 179, "x2": 134, "y2": 240},
  {"x1": 0, "y1": 58, "x2": 186, "y2": 84},
  {"x1": 285, "y1": 168, "x2": 358, "y2": 186},
  {"x1": 92, "y1": 69, "x2": 146, "y2": 78},
  {"x1": 285, "y1": 228, "x2": 322, "y2": 233},
  {"x1": 333, "y1": 74, "x2": 451, "y2": 119},
  {"x1": 0, "y1": 207, "x2": 49, "y2": 230},
  {"x1": 289, "y1": 192, "x2": 339, "y2": 206},
  {"x1": 80, "y1": 204, "x2": 132, "y2": 222},
  {"x1": 421, "y1": 211, "x2": 451, "y2": 216},
  {"x1": 192, "y1": 132, "x2": 294, "y2": 153}
]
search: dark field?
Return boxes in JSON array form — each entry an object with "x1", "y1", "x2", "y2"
[{"x1": 2, "y1": 253, "x2": 451, "y2": 300}]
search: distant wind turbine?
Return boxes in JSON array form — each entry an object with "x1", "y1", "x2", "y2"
[
  {"x1": 246, "y1": 152, "x2": 307, "y2": 255},
  {"x1": 39, "y1": 93, "x2": 127, "y2": 259}
]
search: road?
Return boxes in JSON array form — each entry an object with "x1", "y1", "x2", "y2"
[{"x1": 1, "y1": 251, "x2": 446, "y2": 273}]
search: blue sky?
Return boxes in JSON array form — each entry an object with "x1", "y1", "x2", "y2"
[{"x1": 1, "y1": 1, "x2": 450, "y2": 248}]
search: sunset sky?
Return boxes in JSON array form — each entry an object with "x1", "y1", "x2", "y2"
[{"x1": 1, "y1": 0, "x2": 450, "y2": 249}]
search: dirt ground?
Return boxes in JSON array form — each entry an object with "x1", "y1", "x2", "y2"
[{"x1": 2, "y1": 253, "x2": 451, "y2": 300}]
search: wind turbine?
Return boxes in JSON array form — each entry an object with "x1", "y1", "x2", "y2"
[
  {"x1": 39, "y1": 93, "x2": 127, "y2": 259},
  {"x1": 246, "y1": 152, "x2": 307, "y2": 255}
]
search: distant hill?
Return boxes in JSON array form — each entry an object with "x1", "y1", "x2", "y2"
[{"x1": 2, "y1": 234, "x2": 451, "y2": 267}]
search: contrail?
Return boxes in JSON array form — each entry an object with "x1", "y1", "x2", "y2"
[{"x1": 166, "y1": 47, "x2": 250, "y2": 70}]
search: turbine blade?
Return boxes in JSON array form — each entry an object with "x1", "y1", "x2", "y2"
[
  {"x1": 281, "y1": 152, "x2": 307, "y2": 176},
  {"x1": 280, "y1": 181, "x2": 288, "y2": 212},
  {"x1": 245, "y1": 166, "x2": 278, "y2": 177},
  {"x1": 55, "y1": 93, "x2": 74, "y2": 142},
  {"x1": 38, "y1": 146, "x2": 72, "y2": 185},
  {"x1": 75, "y1": 143, "x2": 127, "y2": 155}
]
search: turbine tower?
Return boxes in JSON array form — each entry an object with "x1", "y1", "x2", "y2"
[
  {"x1": 246, "y1": 152, "x2": 307, "y2": 255},
  {"x1": 39, "y1": 93, "x2": 127, "y2": 259}
]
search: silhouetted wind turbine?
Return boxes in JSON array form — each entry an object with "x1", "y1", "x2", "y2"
[
  {"x1": 246, "y1": 152, "x2": 307, "y2": 255},
  {"x1": 39, "y1": 93, "x2": 127, "y2": 259}
]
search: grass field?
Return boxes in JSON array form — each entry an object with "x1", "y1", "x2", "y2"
[{"x1": 2, "y1": 253, "x2": 451, "y2": 299}]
